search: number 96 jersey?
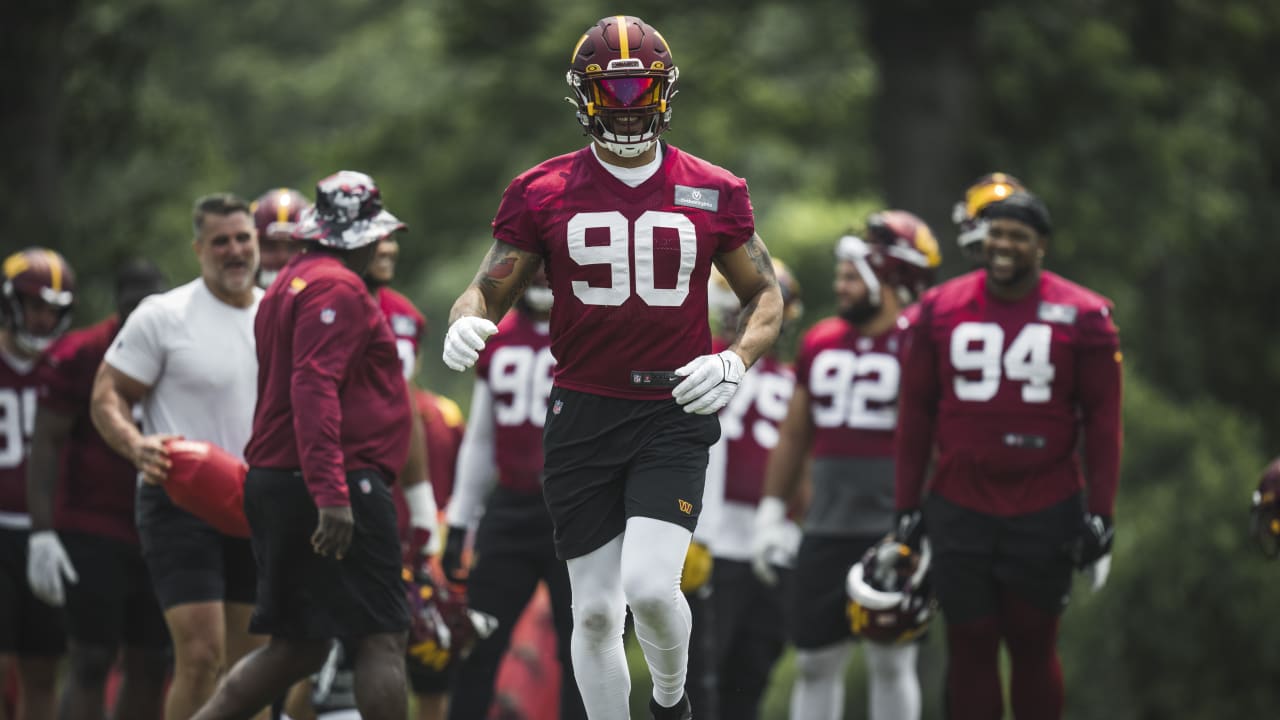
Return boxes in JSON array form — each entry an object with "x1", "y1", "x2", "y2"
[
  {"x1": 895, "y1": 270, "x2": 1122, "y2": 516},
  {"x1": 474, "y1": 310, "x2": 555, "y2": 494},
  {"x1": 492, "y1": 144, "x2": 754, "y2": 400}
]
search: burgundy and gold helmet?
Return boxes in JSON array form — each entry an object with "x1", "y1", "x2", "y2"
[
  {"x1": 404, "y1": 560, "x2": 497, "y2": 675},
  {"x1": 251, "y1": 188, "x2": 307, "y2": 241},
  {"x1": 846, "y1": 535, "x2": 937, "y2": 645},
  {"x1": 1250, "y1": 458, "x2": 1280, "y2": 558},
  {"x1": 566, "y1": 15, "x2": 678, "y2": 158},
  {"x1": 952, "y1": 172, "x2": 1025, "y2": 264},
  {"x1": 836, "y1": 210, "x2": 941, "y2": 307},
  {"x1": 2, "y1": 247, "x2": 76, "y2": 354}
]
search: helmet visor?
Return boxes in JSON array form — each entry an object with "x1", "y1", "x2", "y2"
[{"x1": 595, "y1": 77, "x2": 659, "y2": 108}]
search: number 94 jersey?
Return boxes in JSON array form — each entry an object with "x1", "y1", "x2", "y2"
[
  {"x1": 896, "y1": 270, "x2": 1122, "y2": 516},
  {"x1": 492, "y1": 144, "x2": 754, "y2": 399}
]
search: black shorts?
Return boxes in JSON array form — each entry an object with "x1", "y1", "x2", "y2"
[
  {"x1": 136, "y1": 482, "x2": 257, "y2": 610},
  {"x1": 787, "y1": 533, "x2": 880, "y2": 649},
  {"x1": 243, "y1": 468, "x2": 409, "y2": 640},
  {"x1": 923, "y1": 493, "x2": 1081, "y2": 624},
  {"x1": 61, "y1": 531, "x2": 168, "y2": 649},
  {"x1": 541, "y1": 386, "x2": 721, "y2": 560},
  {"x1": 0, "y1": 528, "x2": 66, "y2": 656}
]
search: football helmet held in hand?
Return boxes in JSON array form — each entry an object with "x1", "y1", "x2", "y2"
[
  {"x1": 846, "y1": 535, "x2": 937, "y2": 645},
  {"x1": 405, "y1": 560, "x2": 497, "y2": 674}
]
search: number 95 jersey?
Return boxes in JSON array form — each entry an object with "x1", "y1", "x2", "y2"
[
  {"x1": 896, "y1": 270, "x2": 1122, "y2": 516},
  {"x1": 492, "y1": 144, "x2": 754, "y2": 400}
]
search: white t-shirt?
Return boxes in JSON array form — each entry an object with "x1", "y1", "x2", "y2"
[{"x1": 104, "y1": 278, "x2": 262, "y2": 462}]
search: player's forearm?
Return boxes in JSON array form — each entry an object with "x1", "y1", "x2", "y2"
[
  {"x1": 729, "y1": 284, "x2": 783, "y2": 370},
  {"x1": 90, "y1": 377, "x2": 142, "y2": 466},
  {"x1": 399, "y1": 394, "x2": 430, "y2": 488},
  {"x1": 450, "y1": 241, "x2": 539, "y2": 324},
  {"x1": 445, "y1": 382, "x2": 497, "y2": 528},
  {"x1": 448, "y1": 286, "x2": 496, "y2": 324},
  {"x1": 26, "y1": 411, "x2": 71, "y2": 531}
]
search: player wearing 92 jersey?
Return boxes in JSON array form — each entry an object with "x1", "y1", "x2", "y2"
[
  {"x1": 442, "y1": 16, "x2": 783, "y2": 719},
  {"x1": 754, "y1": 212, "x2": 941, "y2": 720},
  {"x1": 894, "y1": 191, "x2": 1122, "y2": 720}
]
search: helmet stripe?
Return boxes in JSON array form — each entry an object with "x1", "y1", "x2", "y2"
[
  {"x1": 276, "y1": 189, "x2": 292, "y2": 224},
  {"x1": 3, "y1": 253, "x2": 29, "y2": 280},
  {"x1": 570, "y1": 33, "x2": 589, "y2": 62},
  {"x1": 654, "y1": 30, "x2": 673, "y2": 57},
  {"x1": 44, "y1": 250, "x2": 62, "y2": 292},
  {"x1": 615, "y1": 15, "x2": 629, "y2": 58}
]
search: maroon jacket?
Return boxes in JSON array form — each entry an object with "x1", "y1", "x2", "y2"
[{"x1": 245, "y1": 251, "x2": 410, "y2": 507}]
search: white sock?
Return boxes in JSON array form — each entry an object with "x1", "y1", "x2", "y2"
[
  {"x1": 865, "y1": 642, "x2": 921, "y2": 720},
  {"x1": 791, "y1": 643, "x2": 851, "y2": 720},
  {"x1": 621, "y1": 516, "x2": 693, "y2": 708},
  {"x1": 566, "y1": 534, "x2": 631, "y2": 719}
]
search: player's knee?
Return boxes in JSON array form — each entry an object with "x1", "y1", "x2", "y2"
[
  {"x1": 172, "y1": 636, "x2": 225, "y2": 679},
  {"x1": 793, "y1": 646, "x2": 846, "y2": 683},
  {"x1": 69, "y1": 645, "x2": 117, "y2": 687},
  {"x1": 621, "y1": 572, "x2": 677, "y2": 622},
  {"x1": 572, "y1": 598, "x2": 624, "y2": 642},
  {"x1": 864, "y1": 643, "x2": 917, "y2": 682}
]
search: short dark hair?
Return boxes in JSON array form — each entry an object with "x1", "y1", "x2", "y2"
[
  {"x1": 114, "y1": 258, "x2": 166, "y2": 295},
  {"x1": 192, "y1": 193, "x2": 252, "y2": 235}
]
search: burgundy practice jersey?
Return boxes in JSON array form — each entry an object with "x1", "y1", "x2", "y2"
[
  {"x1": 0, "y1": 346, "x2": 42, "y2": 522},
  {"x1": 392, "y1": 389, "x2": 464, "y2": 544},
  {"x1": 246, "y1": 252, "x2": 411, "y2": 507},
  {"x1": 719, "y1": 353, "x2": 793, "y2": 506},
  {"x1": 38, "y1": 317, "x2": 140, "y2": 544},
  {"x1": 895, "y1": 270, "x2": 1123, "y2": 517},
  {"x1": 475, "y1": 310, "x2": 554, "y2": 495},
  {"x1": 794, "y1": 312, "x2": 916, "y2": 460},
  {"x1": 378, "y1": 286, "x2": 426, "y2": 380},
  {"x1": 493, "y1": 144, "x2": 754, "y2": 399}
]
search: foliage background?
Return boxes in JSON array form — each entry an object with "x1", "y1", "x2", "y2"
[{"x1": 4, "y1": 1, "x2": 1277, "y2": 716}]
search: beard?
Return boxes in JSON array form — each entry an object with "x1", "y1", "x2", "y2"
[{"x1": 838, "y1": 299, "x2": 880, "y2": 325}]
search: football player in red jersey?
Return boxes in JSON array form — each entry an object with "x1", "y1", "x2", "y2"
[
  {"x1": 0, "y1": 248, "x2": 76, "y2": 720},
  {"x1": 441, "y1": 269, "x2": 586, "y2": 720},
  {"x1": 951, "y1": 173, "x2": 1025, "y2": 268},
  {"x1": 895, "y1": 191, "x2": 1122, "y2": 720},
  {"x1": 442, "y1": 15, "x2": 784, "y2": 720},
  {"x1": 754, "y1": 213, "x2": 940, "y2": 720},
  {"x1": 252, "y1": 187, "x2": 308, "y2": 289},
  {"x1": 194, "y1": 172, "x2": 414, "y2": 720},
  {"x1": 702, "y1": 261, "x2": 802, "y2": 720},
  {"x1": 26, "y1": 259, "x2": 168, "y2": 720}
]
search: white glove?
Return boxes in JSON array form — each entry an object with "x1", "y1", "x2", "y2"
[
  {"x1": 27, "y1": 530, "x2": 78, "y2": 607},
  {"x1": 751, "y1": 497, "x2": 799, "y2": 586},
  {"x1": 1086, "y1": 553, "x2": 1111, "y2": 592},
  {"x1": 672, "y1": 350, "x2": 746, "y2": 415},
  {"x1": 442, "y1": 317, "x2": 499, "y2": 372}
]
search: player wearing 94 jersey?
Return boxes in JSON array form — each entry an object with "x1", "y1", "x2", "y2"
[
  {"x1": 442, "y1": 16, "x2": 783, "y2": 720},
  {"x1": 755, "y1": 213, "x2": 941, "y2": 720},
  {"x1": 894, "y1": 191, "x2": 1122, "y2": 720}
]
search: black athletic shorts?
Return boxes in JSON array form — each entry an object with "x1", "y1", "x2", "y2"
[
  {"x1": 243, "y1": 467, "x2": 409, "y2": 640},
  {"x1": 0, "y1": 528, "x2": 66, "y2": 656},
  {"x1": 541, "y1": 386, "x2": 721, "y2": 560},
  {"x1": 136, "y1": 482, "x2": 257, "y2": 610},
  {"x1": 787, "y1": 533, "x2": 880, "y2": 649},
  {"x1": 61, "y1": 531, "x2": 168, "y2": 649},
  {"x1": 923, "y1": 492, "x2": 1081, "y2": 624}
]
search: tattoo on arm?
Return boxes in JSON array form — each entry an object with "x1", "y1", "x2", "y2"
[
  {"x1": 470, "y1": 240, "x2": 540, "y2": 318},
  {"x1": 743, "y1": 233, "x2": 777, "y2": 281}
]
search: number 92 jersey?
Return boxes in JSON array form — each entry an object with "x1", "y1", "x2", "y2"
[
  {"x1": 897, "y1": 270, "x2": 1121, "y2": 515},
  {"x1": 492, "y1": 144, "x2": 754, "y2": 399}
]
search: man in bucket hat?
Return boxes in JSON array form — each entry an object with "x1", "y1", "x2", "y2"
[{"x1": 193, "y1": 171, "x2": 416, "y2": 720}]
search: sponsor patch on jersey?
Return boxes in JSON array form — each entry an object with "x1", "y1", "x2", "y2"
[
  {"x1": 391, "y1": 314, "x2": 417, "y2": 337},
  {"x1": 1037, "y1": 302, "x2": 1077, "y2": 325},
  {"x1": 674, "y1": 185, "x2": 719, "y2": 212}
]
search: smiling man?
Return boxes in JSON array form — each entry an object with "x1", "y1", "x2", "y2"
[
  {"x1": 894, "y1": 191, "x2": 1123, "y2": 720},
  {"x1": 92, "y1": 193, "x2": 267, "y2": 719}
]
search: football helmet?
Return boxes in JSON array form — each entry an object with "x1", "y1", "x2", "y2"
[
  {"x1": 846, "y1": 535, "x2": 937, "y2": 645},
  {"x1": 567, "y1": 15, "x2": 678, "y2": 158},
  {"x1": 405, "y1": 560, "x2": 497, "y2": 674},
  {"x1": 2, "y1": 247, "x2": 76, "y2": 355},
  {"x1": 293, "y1": 171, "x2": 406, "y2": 250},
  {"x1": 836, "y1": 210, "x2": 941, "y2": 307},
  {"x1": 953, "y1": 172, "x2": 1025, "y2": 264},
  {"x1": 251, "y1": 188, "x2": 308, "y2": 287},
  {"x1": 708, "y1": 258, "x2": 803, "y2": 338},
  {"x1": 1250, "y1": 458, "x2": 1280, "y2": 558}
]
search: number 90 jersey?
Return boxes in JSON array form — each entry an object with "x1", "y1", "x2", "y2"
[
  {"x1": 474, "y1": 310, "x2": 555, "y2": 494},
  {"x1": 895, "y1": 270, "x2": 1122, "y2": 516},
  {"x1": 493, "y1": 144, "x2": 754, "y2": 399}
]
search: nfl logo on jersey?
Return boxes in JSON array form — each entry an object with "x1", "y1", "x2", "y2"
[{"x1": 359, "y1": 478, "x2": 372, "y2": 494}]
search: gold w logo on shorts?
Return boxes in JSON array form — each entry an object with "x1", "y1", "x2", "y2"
[{"x1": 677, "y1": 498, "x2": 693, "y2": 515}]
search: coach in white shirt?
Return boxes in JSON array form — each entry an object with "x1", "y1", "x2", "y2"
[{"x1": 92, "y1": 193, "x2": 267, "y2": 720}]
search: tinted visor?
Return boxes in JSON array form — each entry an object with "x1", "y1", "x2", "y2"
[{"x1": 595, "y1": 77, "x2": 659, "y2": 108}]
